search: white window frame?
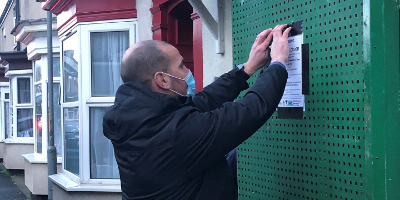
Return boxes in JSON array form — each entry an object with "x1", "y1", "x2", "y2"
[
  {"x1": 11, "y1": 75, "x2": 34, "y2": 140},
  {"x1": 15, "y1": 76, "x2": 33, "y2": 106},
  {"x1": 80, "y1": 19, "x2": 137, "y2": 185},
  {"x1": 0, "y1": 91, "x2": 3, "y2": 141},
  {"x1": 60, "y1": 18, "x2": 137, "y2": 185},
  {"x1": 0, "y1": 87, "x2": 9, "y2": 141},
  {"x1": 33, "y1": 59, "x2": 43, "y2": 154},
  {"x1": 60, "y1": 24, "x2": 80, "y2": 183},
  {"x1": 33, "y1": 56, "x2": 62, "y2": 157}
]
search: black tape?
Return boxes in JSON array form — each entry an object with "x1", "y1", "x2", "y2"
[
  {"x1": 277, "y1": 107, "x2": 303, "y2": 119},
  {"x1": 302, "y1": 43, "x2": 310, "y2": 95},
  {"x1": 266, "y1": 21, "x2": 303, "y2": 67},
  {"x1": 287, "y1": 20, "x2": 303, "y2": 36}
]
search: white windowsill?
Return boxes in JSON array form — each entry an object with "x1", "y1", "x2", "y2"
[
  {"x1": 4, "y1": 138, "x2": 34, "y2": 144},
  {"x1": 6, "y1": 69, "x2": 33, "y2": 76},
  {"x1": 22, "y1": 153, "x2": 62, "y2": 164},
  {"x1": 50, "y1": 173, "x2": 122, "y2": 192}
]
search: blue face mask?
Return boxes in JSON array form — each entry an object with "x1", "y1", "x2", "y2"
[{"x1": 162, "y1": 70, "x2": 196, "y2": 97}]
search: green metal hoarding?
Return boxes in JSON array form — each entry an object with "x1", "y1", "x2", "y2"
[{"x1": 232, "y1": 0, "x2": 400, "y2": 199}]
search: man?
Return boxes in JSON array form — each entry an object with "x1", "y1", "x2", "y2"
[{"x1": 103, "y1": 24, "x2": 291, "y2": 200}]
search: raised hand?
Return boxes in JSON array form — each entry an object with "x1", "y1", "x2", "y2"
[{"x1": 243, "y1": 28, "x2": 273, "y2": 76}]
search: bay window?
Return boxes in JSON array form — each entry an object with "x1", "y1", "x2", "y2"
[
  {"x1": 34, "y1": 60, "x2": 42, "y2": 153},
  {"x1": 16, "y1": 77, "x2": 33, "y2": 138},
  {"x1": 9, "y1": 75, "x2": 34, "y2": 140},
  {"x1": 0, "y1": 87, "x2": 10, "y2": 141},
  {"x1": 33, "y1": 57, "x2": 62, "y2": 157},
  {"x1": 62, "y1": 32, "x2": 80, "y2": 178},
  {"x1": 58, "y1": 19, "x2": 137, "y2": 186}
]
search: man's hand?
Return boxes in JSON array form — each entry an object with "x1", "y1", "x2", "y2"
[
  {"x1": 243, "y1": 28, "x2": 273, "y2": 76},
  {"x1": 270, "y1": 24, "x2": 292, "y2": 65}
]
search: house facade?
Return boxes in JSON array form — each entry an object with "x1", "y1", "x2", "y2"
[
  {"x1": 37, "y1": 0, "x2": 400, "y2": 199},
  {"x1": 40, "y1": 0, "x2": 234, "y2": 199},
  {"x1": 0, "y1": 0, "x2": 236, "y2": 199},
  {"x1": 0, "y1": 0, "x2": 49, "y2": 171}
]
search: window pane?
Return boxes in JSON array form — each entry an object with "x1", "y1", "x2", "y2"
[
  {"x1": 53, "y1": 83, "x2": 62, "y2": 157},
  {"x1": 63, "y1": 33, "x2": 79, "y2": 102},
  {"x1": 5, "y1": 93, "x2": 9, "y2": 99},
  {"x1": 17, "y1": 78, "x2": 31, "y2": 104},
  {"x1": 34, "y1": 60, "x2": 42, "y2": 82},
  {"x1": 9, "y1": 81, "x2": 12, "y2": 106},
  {"x1": 17, "y1": 108, "x2": 33, "y2": 137},
  {"x1": 35, "y1": 85, "x2": 42, "y2": 153},
  {"x1": 4, "y1": 102, "x2": 9, "y2": 139},
  {"x1": 90, "y1": 107, "x2": 119, "y2": 179},
  {"x1": 91, "y1": 31, "x2": 129, "y2": 97},
  {"x1": 64, "y1": 107, "x2": 79, "y2": 175},
  {"x1": 53, "y1": 57, "x2": 60, "y2": 77}
]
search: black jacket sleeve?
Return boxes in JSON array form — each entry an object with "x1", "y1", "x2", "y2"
[
  {"x1": 190, "y1": 66, "x2": 250, "y2": 112},
  {"x1": 172, "y1": 64, "x2": 288, "y2": 176}
]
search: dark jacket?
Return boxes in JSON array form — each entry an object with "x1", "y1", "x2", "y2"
[{"x1": 103, "y1": 64, "x2": 288, "y2": 200}]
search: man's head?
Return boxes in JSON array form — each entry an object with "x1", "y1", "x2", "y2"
[{"x1": 120, "y1": 40, "x2": 190, "y2": 98}]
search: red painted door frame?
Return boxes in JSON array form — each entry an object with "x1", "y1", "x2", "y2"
[
  {"x1": 191, "y1": 12, "x2": 203, "y2": 92},
  {"x1": 151, "y1": 0, "x2": 203, "y2": 91}
]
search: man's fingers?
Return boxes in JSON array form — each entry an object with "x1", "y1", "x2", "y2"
[
  {"x1": 282, "y1": 27, "x2": 292, "y2": 38},
  {"x1": 273, "y1": 24, "x2": 288, "y2": 38},
  {"x1": 261, "y1": 31, "x2": 274, "y2": 49},
  {"x1": 256, "y1": 28, "x2": 272, "y2": 45}
]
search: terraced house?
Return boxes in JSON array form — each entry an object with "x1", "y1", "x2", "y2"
[{"x1": 1, "y1": 0, "x2": 399, "y2": 199}]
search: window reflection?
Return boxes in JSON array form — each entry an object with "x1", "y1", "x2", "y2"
[
  {"x1": 53, "y1": 57, "x2": 61, "y2": 77},
  {"x1": 17, "y1": 108, "x2": 33, "y2": 137},
  {"x1": 35, "y1": 85, "x2": 42, "y2": 153},
  {"x1": 4, "y1": 102, "x2": 9, "y2": 139},
  {"x1": 90, "y1": 107, "x2": 119, "y2": 179},
  {"x1": 35, "y1": 61, "x2": 42, "y2": 82},
  {"x1": 63, "y1": 33, "x2": 79, "y2": 103},
  {"x1": 17, "y1": 78, "x2": 31, "y2": 104},
  {"x1": 64, "y1": 107, "x2": 79, "y2": 175},
  {"x1": 53, "y1": 83, "x2": 62, "y2": 157}
]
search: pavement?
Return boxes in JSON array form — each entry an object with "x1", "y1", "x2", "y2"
[{"x1": 0, "y1": 162, "x2": 30, "y2": 200}]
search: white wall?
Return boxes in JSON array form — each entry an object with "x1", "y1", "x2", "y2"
[
  {"x1": 202, "y1": 0, "x2": 233, "y2": 87},
  {"x1": 136, "y1": 0, "x2": 234, "y2": 86},
  {"x1": 3, "y1": 143, "x2": 34, "y2": 169},
  {"x1": 137, "y1": 0, "x2": 153, "y2": 41},
  {"x1": 0, "y1": 142, "x2": 4, "y2": 159}
]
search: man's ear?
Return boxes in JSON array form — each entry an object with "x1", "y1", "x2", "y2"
[{"x1": 153, "y1": 72, "x2": 170, "y2": 90}]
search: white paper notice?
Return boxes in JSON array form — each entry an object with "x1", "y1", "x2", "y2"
[{"x1": 278, "y1": 34, "x2": 305, "y2": 108}]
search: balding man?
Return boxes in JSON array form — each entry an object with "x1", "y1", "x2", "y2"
[{"x1": 103, "y1": 25, "x2": 291, "y2": 200}]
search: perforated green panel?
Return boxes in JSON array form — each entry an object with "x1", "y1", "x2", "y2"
[{"x1": 232, "y1": 1, "x2": 366, "y2": 199}]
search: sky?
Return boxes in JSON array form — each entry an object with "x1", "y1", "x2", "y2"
[{"x1": 0, "y1": 0, "x2": 8, "y2": 15}]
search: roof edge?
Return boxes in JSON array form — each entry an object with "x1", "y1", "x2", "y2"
[{"x1": 0, "y1": 0, "x2": 13, "y2": 28}]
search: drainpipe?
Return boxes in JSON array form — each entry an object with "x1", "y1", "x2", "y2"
[
  {"x1": 46, "y1": 11, "x2": 56, "y2": 200},
  {"x1": 15, "y1": 0, "x2": 20, "y2": 51}
]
